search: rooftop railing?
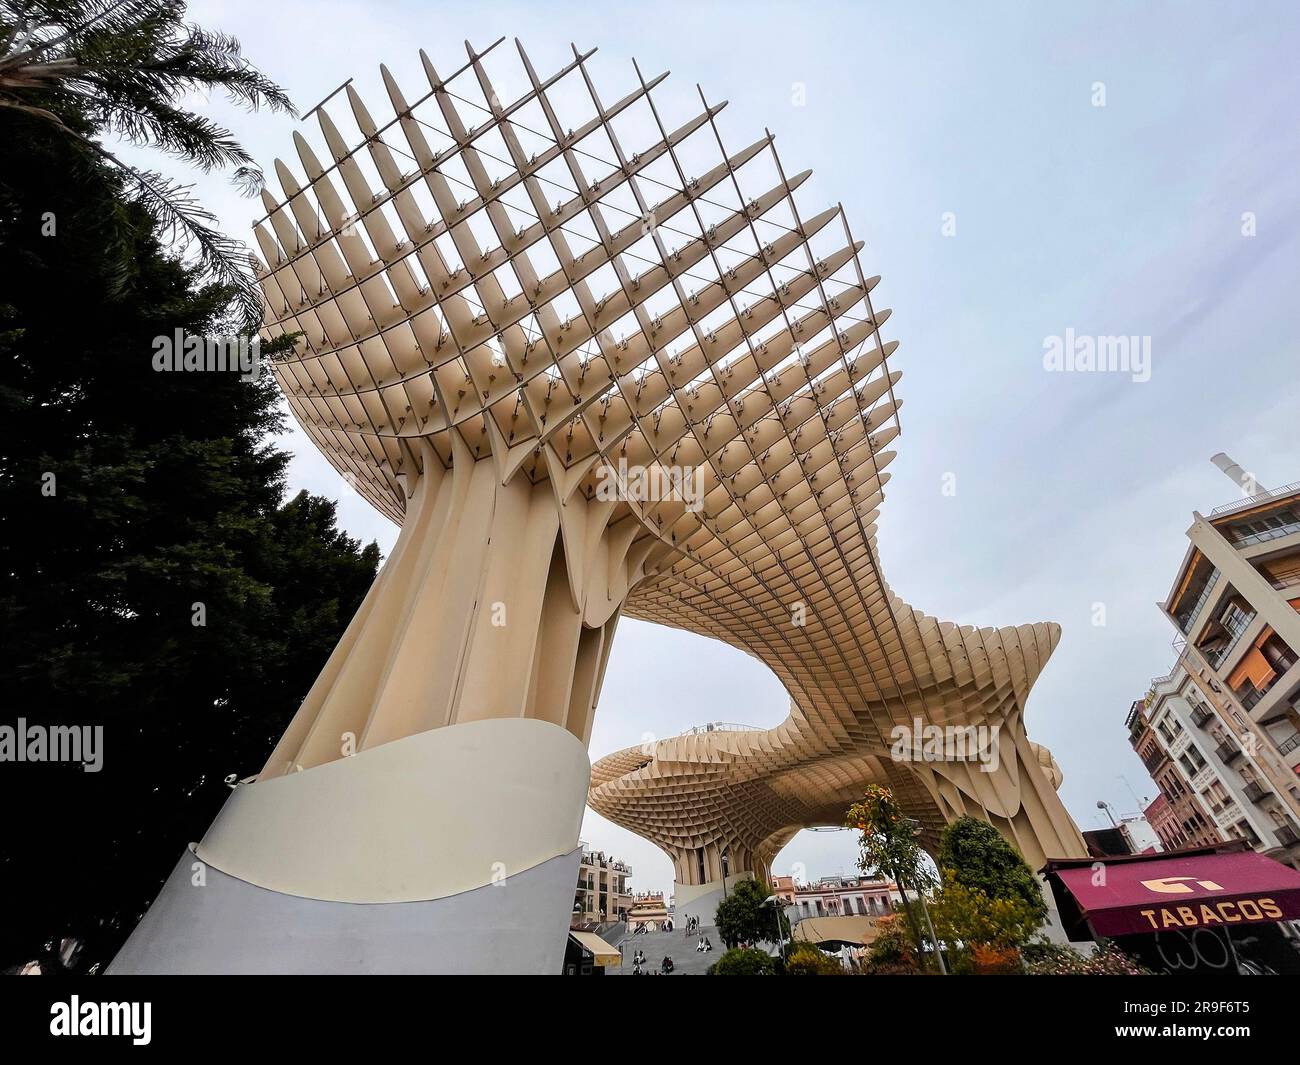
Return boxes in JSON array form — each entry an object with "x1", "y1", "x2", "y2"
[
  {"x1": 1209, "y1": 481, "x2": 1300, "y2": 519},
  {"x1": 680, "y1": 722, "x2": 764, "y2": 735}
]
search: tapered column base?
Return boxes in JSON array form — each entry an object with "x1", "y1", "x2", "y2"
[
  {"x1": 108, "y1": 845, "x2": 581, "y2": 974},
  {"x1": 109, "y1": 718, "x2": 589, "y2": 974}
]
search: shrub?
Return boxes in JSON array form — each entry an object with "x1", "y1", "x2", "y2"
[
  {"x1": 710, "y1": 947, "x2": 777, "y2": 975},
  {"x1": 1022, "y1": 940, "x2": 1154, "y2": 975},
  {"x1": 930, "y1": 879, "x2": 1043, "y2": 951},
  {"x1": 970, "y1": 944, "x2": 1023, "y2": 974},
  {"x1": 785, "y1": 942, "x2": 843, "y2": 975},
  {"x1": 861, "y1": 914, "x2": 922, "y2": 974},
  {"x1": 866, "y1": 913, "x2": 915, "y2": 966}
]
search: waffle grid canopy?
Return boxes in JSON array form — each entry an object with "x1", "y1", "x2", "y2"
[{"x1": 253, "y1": 38, "x2": 1085, "y2": 872}]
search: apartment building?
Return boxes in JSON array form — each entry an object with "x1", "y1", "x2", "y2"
[
  {"x1": 1127, "y1": 690, "x2": 1223, "y2": 849},
  {"x1": 626, "y1": 892, "x2": 669, "y2": 931},
  {"x1": 1127, "y1": 459, "x2": 1300, "y2": 869},
  {"x1": 571, "y1": 845, "x2": 633, "y2": 926},
  {"x1": 1143, "y1": 794, "x2": 1185, "y2": 852}
]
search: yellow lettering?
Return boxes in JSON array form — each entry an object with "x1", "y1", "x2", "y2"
[{"x1": 1217, "y1": 902, "x2": 1241, "y2": 923}]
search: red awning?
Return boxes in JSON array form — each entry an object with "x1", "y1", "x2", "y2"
[{"x1": 1048, "y1": 847, "x2": 1300, "y2": 937}]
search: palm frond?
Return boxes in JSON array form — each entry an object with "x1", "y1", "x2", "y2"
[
  {"x1": 87, "y1": 150, "x2": 263, "y2": 327},
  {"x1": 1, "y1": 0, "x2": 289, "y2": 327}
]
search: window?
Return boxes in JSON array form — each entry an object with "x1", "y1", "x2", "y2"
[
  {"x1": 1228, "y1": 508, "x2": 1300, "y2": 547},
  {"x1": 1222, "y1": 603, "x2": 1254, "y2": 639}
]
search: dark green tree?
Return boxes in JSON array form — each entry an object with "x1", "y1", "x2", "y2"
[
  {"x1": 0, "y1": 65, "x2": 377, "y2": 973},
  {"x1": 937, "y1": 815, "x2": 1048, "y2": 921},
  {"x1": 714, "y1": 877, "x2": 790, "y2": 950}
]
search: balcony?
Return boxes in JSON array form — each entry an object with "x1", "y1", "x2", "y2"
[
  {"x1": 1139, "y1": 750, "x2": 1165, "y2": 774},
  {"x1": 1202, "y1": 621, "x2": 1253, "y2": 670},
  {"x1": 1277, "y1": 732, "x2": 1300, "y2": 758},
  {"x1": 1275, "y1": 824, "x2": 1300, "y2": 848},
  {"x1": 1191, "y1": 704, "x2": 1213, "y2": 728},
  {"x1": 1215, "y1": 737, "x2": 1242, "y2": 763},
  {"x1": 1174, "y1": 568, "x2": 1221, "y2": 634},
  {"x1": 1243, "y1": 781, "x2": 1268, "y2": 803},
  {"x1": 1236, "y1": 683, "x2": 1265, "y2": 711}
]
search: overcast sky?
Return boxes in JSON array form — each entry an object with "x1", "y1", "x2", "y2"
[{"x1": 151, "y1": 0, "x2": 1300, "y2": 895}]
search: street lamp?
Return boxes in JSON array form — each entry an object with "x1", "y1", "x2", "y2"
[{"x1": 1097, "y1": 799, "x2": 1119, "y2": 827}]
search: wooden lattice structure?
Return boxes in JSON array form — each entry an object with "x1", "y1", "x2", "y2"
[{"x1": 251, "y1": 38, "x2": 1084, "y2": 881}]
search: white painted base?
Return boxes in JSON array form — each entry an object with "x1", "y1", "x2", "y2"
[
  {"x1": 109, "y1": 845, "x2": 581, "y2": 974},
  {"x1": 109, "y1": 718, "x2": 590, "y2": 973}
]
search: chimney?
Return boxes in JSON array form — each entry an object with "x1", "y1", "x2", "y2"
[{"x1": 1211, "y1": 453, "x2": 1266, "y2": 496}]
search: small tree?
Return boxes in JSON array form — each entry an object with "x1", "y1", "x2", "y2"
[
  {"x1": 709, "y1": 947, "x2": 776, "y2": 976},
  {"x1": 846, "y1": 785, "x2": 939, "y2": 968},
  {"x1": 937, "y1": 815, "x2": 1047, "y2": 921},
  {"x1": 714, "y1": 877, "x2": 789, "y2": 949}
]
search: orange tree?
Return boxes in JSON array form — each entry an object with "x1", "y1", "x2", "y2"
[{"x1": 846, "y1": 785, "x2": 938, "y2": 969}]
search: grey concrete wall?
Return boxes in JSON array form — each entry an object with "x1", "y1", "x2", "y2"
[{"x1": 108, "y1": 846, "x2": 581, "y2": 974}]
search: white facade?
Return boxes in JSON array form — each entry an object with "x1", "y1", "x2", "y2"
[
  {"x1": 1118, "y1": 814, "x2": 1162, "y2": 853},
  {"x1": 1145, "y1": 668, "x2": 1279, "y2": 851},
  {"x1": 779, "y1": 877, "x2": 902, "y2": 922}
]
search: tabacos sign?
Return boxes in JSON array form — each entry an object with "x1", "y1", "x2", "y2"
[{"x1": 1136, "y1": 875, "x2": 1285, "y2": 930}]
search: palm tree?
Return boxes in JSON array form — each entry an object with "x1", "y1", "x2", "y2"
[{"x1": 0, "y1": 0, "x2": 297, "y2": 325}]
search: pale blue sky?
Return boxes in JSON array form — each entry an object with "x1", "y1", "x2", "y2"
[{"x1": 151, "y1": 0, "x2": 1300, "y2": 894}]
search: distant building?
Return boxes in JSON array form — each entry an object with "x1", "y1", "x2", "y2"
[
  {"x1": 1118, "y1": 813, "x2": 1161, "y2": 854},
  {"x1": 1144, "y1": 794, "x2": 1185, "y2": 853},
  {"x1": 1084, "y1": 827, "x2": 1134, "y2": 857},
  {"x1": 571, "y1": 845, "x2": 632, "y2": 927},
  {"x1": 1127, "y1": 689, "x2": 1225, "y2": 850},
  {"x1": 772, "y1": 874, "x2": 900, "y2": 920},
  {"x1": 626, "y1": 892, "x2": 669, "y2": 931},
  {"x1": 1083, "y1": 815, "x2": 1158, "y2": 856}
]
